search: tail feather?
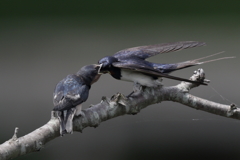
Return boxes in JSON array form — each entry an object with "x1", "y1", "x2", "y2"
[
  {"x1": 65, "y1": 108, "x2": 76, "y2": 134},
  {"x1": 175, "y1": 51, "x2": 235, "y2": 70},
  {"x1": 192, "y1": 51, "x2": 225, "y2": 62},
  {"x1": 57, "y1": 109, "x2": 76, "y2": 136},
  {"x1": 197, "y1": 56, "x2": 235, "y2": 64},
  {"x1": 157, "y1": 51, "x2": 235, "y2": 73},
  {"x1": 57, "y1": 111, "x2": 66, "y2": 136}
]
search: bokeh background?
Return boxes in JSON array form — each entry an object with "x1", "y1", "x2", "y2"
[{"x1": 1, "y1": 0, "x2": 240, "y2": 159}]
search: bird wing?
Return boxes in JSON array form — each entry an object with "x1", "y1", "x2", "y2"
[
  {"x1": 53, "y1": 75, "x2": 89, "y2": 111},
  {"x1": 112, "y1": 62, "x2": 207, "y2": 85},
  {"x1": 113, "y1": 41, "x2": 205, "y2": 60}
]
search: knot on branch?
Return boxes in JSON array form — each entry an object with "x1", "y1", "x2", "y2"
[
  {"x1": 11, "y1": 127, "x2": 19, "y2": 141},
  {"x1": 107, "y1": 92, "x2": 144, "y2": 115},
  {"x1": 7, "y1": 127, "x2": 20, "y2": 146},
  {"x1": 227, "y1": 103, "x2": 238, "y2": 117},
  {"x1": 101, "y1": 93, "x2": 128, "y2": 110},
  {"x1": 51, "y1": 111, "x2": 59, "y2": 120},
  {"x1": 35, "y1": 141, "x2": 44, "y2": 151},
  {"x1": 110, "y1": 93, "x2": 128, "y2": 108},
  {"x1": 178, "y1": 68, "x2": 210, "y2": 92}
]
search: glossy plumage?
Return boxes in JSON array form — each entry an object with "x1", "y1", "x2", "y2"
[
  {"x1": 53, "y1": 64, "x2": 101, "y2": 135},
  {"x1": 98, "y1": 41, "x2": 233, "y2": 87},
  {"x1": 53, "y1": 74, "x2": 89, "y2": 111}
]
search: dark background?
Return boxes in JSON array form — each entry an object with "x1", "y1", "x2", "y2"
[{"x1": 1, "y1": 0, "x2": 240, "y2": 159}]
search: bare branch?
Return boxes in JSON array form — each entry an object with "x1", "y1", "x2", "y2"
[{"x1": 0, "y1": 68, "x2": 238, "y2": 160}]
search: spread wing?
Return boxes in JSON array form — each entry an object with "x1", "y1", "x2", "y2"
[
  {"x1": 112, "y1": 62, "x2": 207, "y2": 85},
  {"x1": 53, "y1": 75, "x2": 89, "y2": 111},
  {"x1": 113, "y1": 41, "x2": 205, "y2": 60}
]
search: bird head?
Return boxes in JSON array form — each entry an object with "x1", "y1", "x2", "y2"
[
  {"x1": 76, "y1": 64, "x2": 102, "y2": 85},
  {"x1": 98, "y1": 56, "x2": 118, "y2": 74}
]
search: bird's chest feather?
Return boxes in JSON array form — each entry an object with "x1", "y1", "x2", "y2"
[{"x1": 120, "y1": 69, "x2": 159, "y2": 87}]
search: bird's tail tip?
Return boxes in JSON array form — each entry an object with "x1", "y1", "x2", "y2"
[
  {"x1": 174, "y1": 51, "x2": 235, "y2": 71},
  {"x1": 192, "y1": 51, "x2": 235, "y2": 65}
]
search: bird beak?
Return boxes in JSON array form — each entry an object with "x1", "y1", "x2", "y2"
[{"x1": 97, "y1": 63, "x2": 103, "y2": 74}]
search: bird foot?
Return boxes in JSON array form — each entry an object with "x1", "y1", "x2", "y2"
[
  {"x1": 75, "y1": 104, "x2": 84, "y2": 117},
  {"x1": 155, "y1": 79, "x2": 163, "y2": 87},
  {"x1": 133, "y1": 82, "x2": 143, "y2": 92},
  {"x1": 75, "y1": 110, "x2": 85, "y2": 117},
  {"x1": 127, "y1": 83, "x2": 144, "y2": 97}
]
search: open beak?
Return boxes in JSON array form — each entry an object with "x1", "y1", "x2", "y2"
[
  {"x1": 91, "y1": 65, "x2": 103, "y2": 85},
  {"x1": 97, "y1": 63, "x2": 103, "y2": 74}
]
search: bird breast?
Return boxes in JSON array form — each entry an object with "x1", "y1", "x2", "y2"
[
  {"x1": 120, "y1": 69, "x2": 160, "y2": 87},
  {"x1": 91, "y1": 74, "x2": 102, "y2": 85}
]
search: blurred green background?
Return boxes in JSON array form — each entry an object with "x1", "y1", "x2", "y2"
[{"x1": 1, "y1": 0, "x2": 240, "y2": 159}]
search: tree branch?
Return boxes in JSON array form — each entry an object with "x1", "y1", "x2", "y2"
[{"x1": 0, "y1": 68, "x2": 238, "y2": 160}]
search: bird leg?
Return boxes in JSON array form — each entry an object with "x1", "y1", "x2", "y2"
[
  {"x1": 75, "y1": 104, "x2": 85, "y2": 117},
  {"x1": 127, "y1": 92, "x2": 134, "y2": 98},
  {"x1": 127, "y1": 82, "x2": 143, "y2": 98},
  {"x1": 155, "y1": 78, "x2": 163, "y2": 87},
  {"x1": 133, "y1": 82, "x2": 143, "y2": 92}
]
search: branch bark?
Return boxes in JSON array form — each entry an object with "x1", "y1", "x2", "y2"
[{"x1": 0, "y1": 68, "x2": 238, "y2": 160}]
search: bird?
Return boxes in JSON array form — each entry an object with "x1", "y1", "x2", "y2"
[
  {"x1": 98, "y1": 41, "x2": 234, "y2": 89},
  {"x1": 53, "y1": 64, "x2": 102, "y2": 136}
]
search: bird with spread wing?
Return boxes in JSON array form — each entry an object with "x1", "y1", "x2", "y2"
[{"x1": 98, "y1": 41, "x2": 233, "y2": 88}]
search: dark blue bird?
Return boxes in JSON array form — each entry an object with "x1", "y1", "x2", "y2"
[
  {"x1": 98, "y1": 41, "x2": 233, "y2": 87},
  {"x1": 53, "y1": 64, "x2": 101, "y2": 136}
]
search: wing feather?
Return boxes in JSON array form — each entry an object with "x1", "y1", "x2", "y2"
[
  {"x1": 113, "y1": 41, "x2": 206, "y2": 60},
  {"x1": 53, "y1": 75, "x2": 89, "y2": 111}
]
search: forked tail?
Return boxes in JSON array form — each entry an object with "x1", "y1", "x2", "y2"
[{"x1": 161, "y1": 51, "x2": 235, "y2": 73}]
